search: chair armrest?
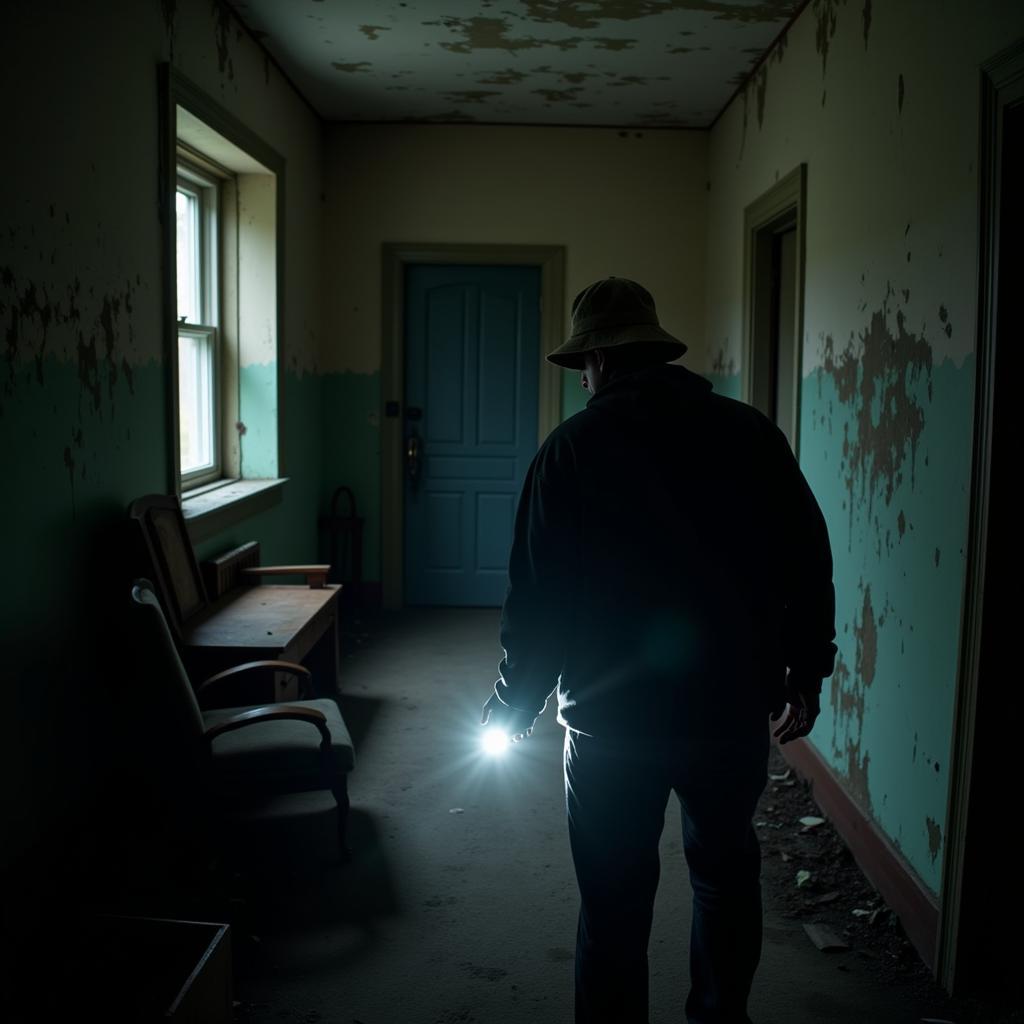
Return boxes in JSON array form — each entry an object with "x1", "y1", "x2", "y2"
[
  {"x1": 198, "y1": 660, "x2": 314, "y2": 702},
  {"x1": 203, "y1": 704, "x2": 330, "y2": 747},
  {"x1": 241, "y1": 564, "x2": 331, "y2": 589}
]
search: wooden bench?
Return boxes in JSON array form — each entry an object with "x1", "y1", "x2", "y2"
[{"x1": 130, "y1": 495, "x2": 342, "y2": 705}]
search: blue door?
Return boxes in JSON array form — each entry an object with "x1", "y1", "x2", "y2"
[{"x1": 404, "y1": 264, "x2": 541, "y2": 606}]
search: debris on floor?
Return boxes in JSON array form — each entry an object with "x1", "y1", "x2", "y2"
[
  {"x1": 758, "y1": 742, "x2": 928, "y2": 988},
  {"x1": 803, "y1": 922, "x2": 851, "y2": 952}
]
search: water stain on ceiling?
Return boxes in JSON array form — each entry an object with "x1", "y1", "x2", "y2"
[{"x1": 228, "y1": 0, "x2": 803, "y2": 126}]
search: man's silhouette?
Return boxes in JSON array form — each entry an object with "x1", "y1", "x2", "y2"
[{"x1": 481, "y1": 277, "x2": 837, "y2": 1024}]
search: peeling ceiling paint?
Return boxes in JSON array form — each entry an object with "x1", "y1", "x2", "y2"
[{"x1": 227, "y1": 0, "x2": 802, "y2": 126}]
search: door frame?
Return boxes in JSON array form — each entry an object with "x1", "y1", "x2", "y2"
[
  {"x1": 380, "y1": 243, "x2": 566, "y2": 610},
  {"x1": 742, "y1": 163, "x2": 807, "y2": 455},
  {"x1": 936, "y1": 38, "x2": 1024, "y2": 996}
]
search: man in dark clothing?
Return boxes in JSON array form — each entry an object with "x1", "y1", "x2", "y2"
[{"x1": 481, "y1": 277, "x2": 837, "y2": 1024}]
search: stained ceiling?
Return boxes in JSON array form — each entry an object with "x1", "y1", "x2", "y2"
[{"x1": 228, "y1": 0, "x2": 803, "y2": 127}]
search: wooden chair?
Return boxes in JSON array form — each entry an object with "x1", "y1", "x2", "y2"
[
  {"x1": 129, "y1": 493, "x2": 342, "y2": 704},
  {"x1": 130, "y1": 579, "x2": 355, "y2": 860}
]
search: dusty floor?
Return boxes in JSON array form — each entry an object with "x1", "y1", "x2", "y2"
[
  {"x1": 221, "y1": 608, "x2": 1018, "y2": 1024},
  {"x1": 3, "y1": 609, "x2": 1016, "y2": 1024}
]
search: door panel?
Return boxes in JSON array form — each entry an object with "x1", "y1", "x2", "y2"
[
  {"x1": 425, "y1": 492, "x2": 463, "y2": 570},
  {"x1": 425, "y1": 285, "x2": 466, "y2": 443},
  {"x1": 404, "y1": 264, "x2": 540, "y2": 606},
  {"x1": 476, "y1": 493, "x2": 517, "y2": 571}
]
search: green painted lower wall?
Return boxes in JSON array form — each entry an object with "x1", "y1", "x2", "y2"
[
  {"x1": 1, "y1": 357, "x2": 168, "y2": 865},
  {"x1": 194, "y1": 369, "x2": 324, "y2": 566},
  {"x1": 239, "y1": 361, "x2": 280, "y2": 480},
  {"x1": 1, "y1": 361, "x2": 324, "y2": 867},
  {"x1": 4, "y1": 358, "x2": 169, "y2": 606},
  {"x1": 798, "y1": 353, "x2": 975, "y2": 894}
]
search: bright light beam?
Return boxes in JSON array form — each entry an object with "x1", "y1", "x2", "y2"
[{"x1": 481, "y1": 727, "x2": 510, "y2": 757}]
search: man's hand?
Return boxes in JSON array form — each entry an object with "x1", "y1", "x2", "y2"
[
  {"x1": 481, "y1": 691, "x2": 538, "y2": 744},
  {"x1": 770, "y1": 687, "x2": 821, "y2": 745}
]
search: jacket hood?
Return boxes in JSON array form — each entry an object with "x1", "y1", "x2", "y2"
[{"x1": 586, "y1": 363, "x2": 714, "y2": 424}]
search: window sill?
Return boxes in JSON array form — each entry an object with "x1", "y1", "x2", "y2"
[{"x1": 182, "y1": 477, "x2": 287, "y2": 544}]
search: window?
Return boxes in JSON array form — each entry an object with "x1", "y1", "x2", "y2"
[
  {"x1": 164, "y1": 68, "x2": 285, "y2": 509},
  {"x1": 176, "y1": 164, "x2": 220, "y2": 486}
]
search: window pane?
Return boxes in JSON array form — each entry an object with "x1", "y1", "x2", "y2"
[
  {"x1": 175, "y1": 189, "x2": 200, "y2": 324},
  {"x1": 179, "y1": 331, "x2": 214, "y2": 475}
]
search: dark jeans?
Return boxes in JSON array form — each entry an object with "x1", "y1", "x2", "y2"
[{"x1": 564, "y1": 724, "x2": 770, "y2": 1024}]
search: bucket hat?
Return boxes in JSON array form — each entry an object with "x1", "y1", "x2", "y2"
[{"x1": 546, "y1": 277, "x2": 687, "y2": 369}]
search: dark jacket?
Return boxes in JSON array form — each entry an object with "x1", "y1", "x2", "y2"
[{"x1": 494, "y1": 363, "x2": 837, "y2": 740}]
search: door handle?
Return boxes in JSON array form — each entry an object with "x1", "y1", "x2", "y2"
[{"x1": 406, "y1": 433, "x2": 422, "y2": 489}]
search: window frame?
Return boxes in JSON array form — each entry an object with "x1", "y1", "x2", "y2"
[{"x1": 160, "y1": 65, "x2": 286, "y2": 521}]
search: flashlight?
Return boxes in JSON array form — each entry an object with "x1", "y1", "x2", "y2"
[{"x1": 481, "y1": 727, "x2": 510, "y2": 756}]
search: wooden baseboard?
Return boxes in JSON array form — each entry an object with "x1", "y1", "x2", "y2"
[{"x1": 779, "y1": 737, "x2": 940, "y2": 972}]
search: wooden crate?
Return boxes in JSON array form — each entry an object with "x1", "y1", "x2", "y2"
[{"x1": 81, "y1": 916, "x2": 232, "y2": 1022}]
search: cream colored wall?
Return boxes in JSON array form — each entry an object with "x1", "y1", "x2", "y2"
[
  {"x1": 322, "y1": 124, "x2": 709, "y2": 377},
  {"x1": 705, "y1": 0, "x2": 1024, "y2": 895},
  {"x1": 237, "y1": 174, "x2": 278, "y2": 368},
  {"x1": 3, "y1": 0, "x2": 323, "y2": 378},
  {"x1": 319, "y1": 124, "x2": 708, "y2": 585},
  {"x1": 705, "y1": 0, "x2": 1021, "y2": 380}
]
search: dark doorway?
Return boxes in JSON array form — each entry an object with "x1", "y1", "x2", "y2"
[
  {"x1": 744, "y1": 165, "x2": 806, "y2": 453},
  {"x1": 942, "y1": 41, "x2": 1023, "y2": 1005}
]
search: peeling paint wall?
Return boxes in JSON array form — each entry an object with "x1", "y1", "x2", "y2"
[
  {"x1": 0, "y1": 0, "x2": 324, "y2": 868},
  {"x1": 705, "y1": 0, "x2": 1024, "y2": 894},
  {"x1": 322, "y1": 123, "x2": 709, "y2": 581}
]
